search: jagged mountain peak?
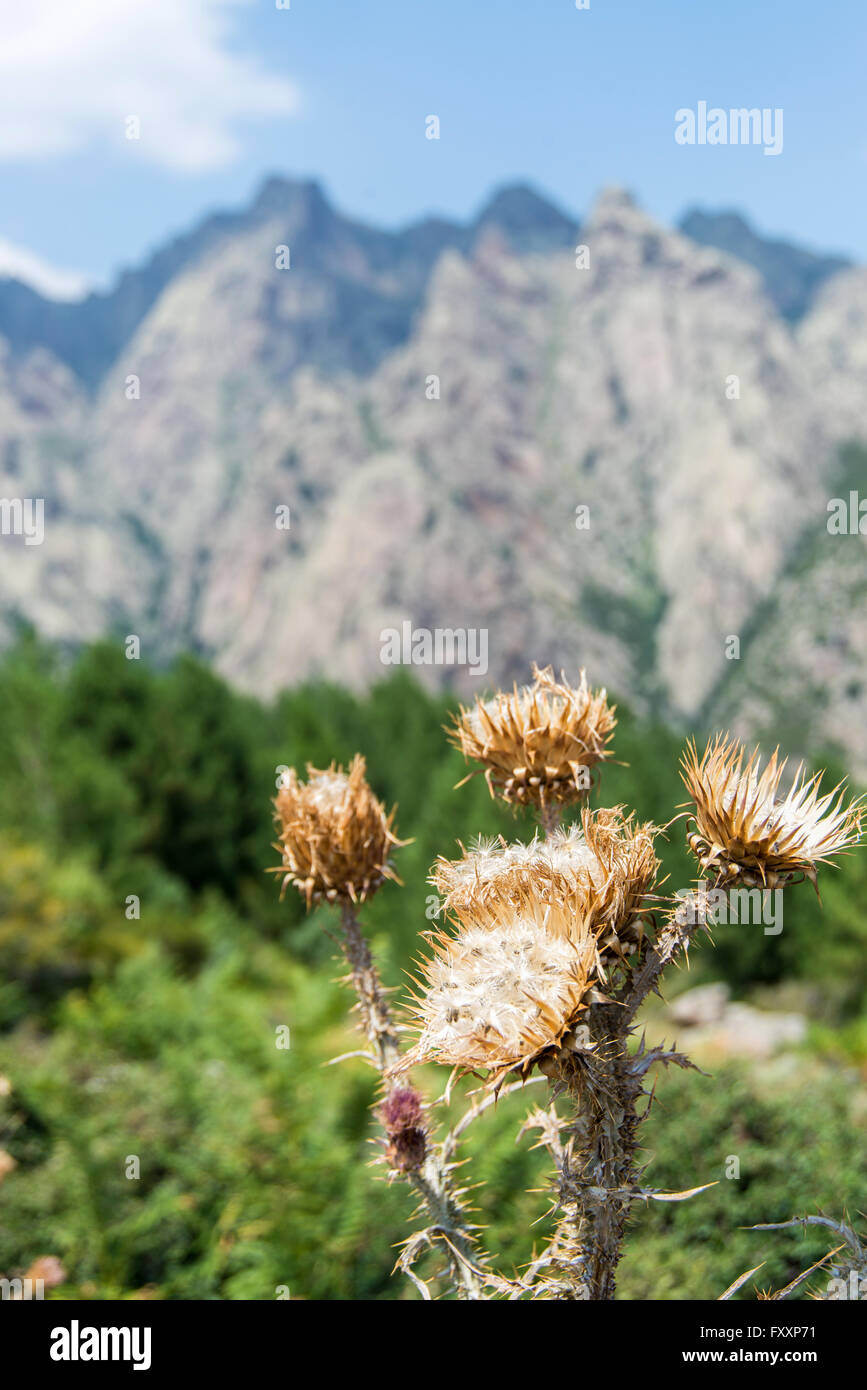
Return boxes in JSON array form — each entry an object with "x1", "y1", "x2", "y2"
[
  {"x1": 588, "y1": 184, "x2": 639, "y2": 213},
  {"x1": 582, "y1": 185, "x2": 656, "y2": 236},
  {"x1": 0, "y1": 177, "x2": 854, "y2": 392},
  {"x1": 249, "y1": 175, "x2": 338, "y2": 236},
  {"x1": 473, "y1": 182, "x2": 577, "y2": 250},
  {"x1": 678, "y1": 206, "x2": 850, "y2": 320}
]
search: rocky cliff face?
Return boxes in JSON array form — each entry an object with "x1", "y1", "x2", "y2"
[
  {"x1": 678, "y1": 208, "x2": 850, "y2": 321},
  {"x1": 0, "y1": 178, "x2": 864, "y2": 771}
]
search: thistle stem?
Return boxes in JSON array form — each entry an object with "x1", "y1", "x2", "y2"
[
  {"x1": 622, "y1": 903, "x2": 701, "y2": 1026},
  {"x1": 339, "y1": 902, "x2": 401, "y2": 1081},
  {"x1": 535, "y1": 796, "x2": 639, "y2": 1299},
  {"x1": 539, "y1": 895, "x2": 709, "y2": 1299},
  {"x1": 337, "y1": 901, "x2": 486, "y2": 1299},
  {"x1": 544, "y1": 1006, "x2": 639, "y2": 1300},
  {"x1": 408, "y1": 1163, "x2": 486, "y2": 1300}
]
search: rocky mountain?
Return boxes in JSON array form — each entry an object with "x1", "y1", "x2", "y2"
[
  {"x1": 1, "y1": 177, "x2": 865, "y2": 774},
  {"x1": 0, "y1": 180, "x2": 577, "y2": 389},
  {"x1": 678, "y1": 208, "x2": 850, "y2": 321}
]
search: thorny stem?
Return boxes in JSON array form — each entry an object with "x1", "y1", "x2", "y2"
[
  {"x1": 445, "y1": 1076, "x2": 546, "y2": 1151},
  {"x1": 739, "y1": 1215, "x2": 867, "y2": 1301},
  {"x1": 536, "y1": 893, "x2": 707, "y2": 1299},
  {"x1": 751, "y1": 1214, "x2": 864, "y2": 1262},
  {"x1": 622, "y1": 902, "x2": 702, "y2": 1027},
  {"x1": 408, "y1": 1162, "x2": 486, "y2": 1300},
  {"x1": 339, "y1": 902, "x2": 401, "y2": 1082},
  {"x1": 337, "y1": 901, "x2": 486, "y2": 1299},
  {"x1": 533, "y1": 795, "x2": 637, "y2": 1299},
  {"x1": 549, "y1": 1007, "x2": 639, "y2": 1299}
]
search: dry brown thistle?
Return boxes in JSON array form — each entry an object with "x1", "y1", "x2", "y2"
[
  {"x1": 278, "y1": 681, "x2": 865, "y2": 1302},
  {"x1": 395, "y1": 707, "x2": 864, "y2": 1299},
  {"x1": 681, "y1": 734, "x2": 863, "y2": 890},
  {"x1": 395, "y1": 886, "x2": 607, "y2": 1086},
  {"x1": 431, "y1": 807, "x2": 659, "y2": 983},
  {"x1": 271, "y1": 752, "x2": 486, "y2": 1298},
  {"x1": 397, "y1": 799, "x2": 679, "y2": 1300},
  {"x1": 271, "y1": 754, "x2": 403, "y2": 906},
  {"x1": 449, "y1": 664, "x2": 616, "y2": 822}
]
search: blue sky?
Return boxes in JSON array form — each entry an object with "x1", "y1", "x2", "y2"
[{"x1": 0, "y1": 0, "x2": 864, "y2": 296}]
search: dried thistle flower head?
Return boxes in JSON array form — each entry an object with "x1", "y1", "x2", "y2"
[
  {"x1": 272, "y1": 754, "x2": 402, "y2": 906},
  {"x1": 432, "y1": 808, "x2": 659, "y2": 969},
  {"x1": 681, "y1": 734, "x2": 864, "y2": 890},
  {"x1": 449, "y1": 664, "x2": 616, "y2": 809},
  {"x1": 396, "y1": 891, "x2": 604, "y2": 1084}
]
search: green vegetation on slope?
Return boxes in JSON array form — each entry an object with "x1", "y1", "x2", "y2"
[{"x1": 0, "y1": 633, "x2": 864, "y2": 1298}]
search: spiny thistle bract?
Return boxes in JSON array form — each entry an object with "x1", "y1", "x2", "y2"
[
  {"x1": 271, "y1": 753, "x2": 403, "y2": 906},
  {"x1": 432, "y1": 808, "x2": 659, "y2": 984},
  {"x1": 681, "y1": 734, "x2": 863, "y2": 890},
  {"x1": 396, "y1": 881, "x2": 623, "y2": 1085},
  {"x1": 399, "y1": 807, "x2": 662, "y2": 1088},
  {"x1": 449, "y1": 664, "x2": 616, "y2": 809}
]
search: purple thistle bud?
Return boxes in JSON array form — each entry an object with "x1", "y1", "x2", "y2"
[
  {"x1": 380, "y1": 1086, "x2": 424, "y2": 1132},
  {"x1": 380, "y1": 1086, "x2": 427, "y2": 1173},
  {"x1": 386, "y1": 1126, "x2": 427, "y2": 1174}
]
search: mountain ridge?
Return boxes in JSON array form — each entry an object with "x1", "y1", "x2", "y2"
[
  {"x1": 1, "y1": 179, "x2": 866, "y2": 775},
  {"x1": 0, "y1": 177, "x2": 579, "y2": 390},
  {"x1": 0, "y1": 176, "x2": 852, "y2": 389}
]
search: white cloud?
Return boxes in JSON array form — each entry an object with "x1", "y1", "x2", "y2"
[
  {"x1": 0, "y1": 238, "x2": 93, "y2": 300},
  {"x1": 0, "y1": 0, "x2": 300, "y2": 173}
]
